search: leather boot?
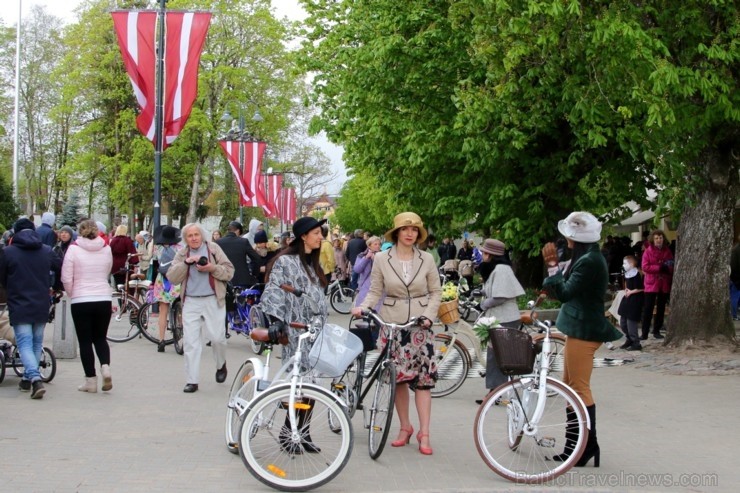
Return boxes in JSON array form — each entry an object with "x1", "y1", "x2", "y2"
[
  {"x1": 298, "y1": 399, "x2": 321, "y2": 453},
  {"x1": 552, "y1": 407, "x2": 577, "y2": 462},
  {"x1": 101, "y1": 364, "x2": 112, "y2": 391},
  {"x1": 78, "y1": 376, "x2": 98, "y2": 393},
  {"x1": 575, "y1": 404, "x2": 600, "y2": 467}
]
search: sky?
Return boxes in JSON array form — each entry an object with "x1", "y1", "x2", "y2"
[{"x1": 1, "y1": 0, "x2": 347, "y2": 195}]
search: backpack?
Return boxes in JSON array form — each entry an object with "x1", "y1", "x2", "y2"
[{"x1": 158, "y1": 245, "x2": 176, "y2": 277}]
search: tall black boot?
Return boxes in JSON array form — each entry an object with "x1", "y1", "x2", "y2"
[
  {"x1": 575, "y1": 404, "x2": 600, "y2": 467},
  {"x1": 299, "y1": 398, "x2": 321, "y2": 453},
  {"x1": 552, "y1": 407, "x2": 578, "y2": 462}
]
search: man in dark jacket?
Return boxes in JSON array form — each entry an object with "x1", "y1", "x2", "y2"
[
  {"x1": 37, "y1": 212, "x2": 58, "y2": 248},
  {"x1": 437, "y1": 237, "x2": 457, "y2": 266},
  {"x1": 345, "y1": 229, "x2": 366, "y2": 290},
  {"x1": 216, "y1": 221, "x2": 262, "y2": 288},
  {"x1": 0, "y1": 218, "x2": 62, "y2": 399}
]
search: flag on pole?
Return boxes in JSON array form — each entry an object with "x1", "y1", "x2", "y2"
[
  {"x1": 266, "y1": 174, "x2": 283, "y2": 219},
  {"x1": 243, "y1": 141, "x2": 272, "y2": 215},
  {"x1": 281, "y1": 187, "x2": 296, "y2": 224},
  {"x1": 112, "y1": 10, "x2": 211, "y2": 149},
  {"x1": 218, "y1": 140, "x2": 250, "y2": 206}
]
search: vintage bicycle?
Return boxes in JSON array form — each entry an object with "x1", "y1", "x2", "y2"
[{"x1": 473, "y1": 299, "x2": 590, "y2": 483}]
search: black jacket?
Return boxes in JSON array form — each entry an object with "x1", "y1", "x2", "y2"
[
  {"x1": 0, "y1": 229, "x2": 62, "y2": 325},
  {"x1": 215, "y1": 233, "x2": 262, "y2": 286},
  {"x1": 346, "y1": 237, "x2": 367, "y2": 265}
]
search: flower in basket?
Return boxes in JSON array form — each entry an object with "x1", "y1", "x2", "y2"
[
  {"x1": 473, "y1": 316, "x2": 502, "y2": 348},
  {"x1": 440, "y1": 282, "x2": 459, "y2": 302}
]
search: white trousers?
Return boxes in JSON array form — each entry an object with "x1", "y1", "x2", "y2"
[{"x1": 182, "y1": 296, "x2": 227, "y2": 384}]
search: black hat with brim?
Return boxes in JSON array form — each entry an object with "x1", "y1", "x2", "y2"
[
  {"x1": 153, "y1": 225, "x2": 181, "y2": 245},
  {"x1": 292, "y1": 217, "x2": 327, "y2": 239}
]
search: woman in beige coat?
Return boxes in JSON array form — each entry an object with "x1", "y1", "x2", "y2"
[{"x1": 352, "y1": 212, "x2": 441, "y2": 455}]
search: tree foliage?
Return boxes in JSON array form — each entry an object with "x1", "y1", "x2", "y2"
[{"x1": 299, "y1": 0, "x2": 739, "y2": 343}]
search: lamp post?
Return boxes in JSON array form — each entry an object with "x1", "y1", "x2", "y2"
[{"x1": 221, "y1": 102, "x2": 263, "y2": 225}]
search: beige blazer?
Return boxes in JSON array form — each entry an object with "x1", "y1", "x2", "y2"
[{"x1": 361, "y1": 246, "x2": 441, "y2": 323}]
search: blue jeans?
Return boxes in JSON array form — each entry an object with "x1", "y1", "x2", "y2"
[{"x1": 13, "y1": 322, "x2": 46, "y2": 382}]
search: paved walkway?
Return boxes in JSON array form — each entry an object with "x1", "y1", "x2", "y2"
[{"x1": 2, "y1": 312, "x2": 738, "y2": 493}]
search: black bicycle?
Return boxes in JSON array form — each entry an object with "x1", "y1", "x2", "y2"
[{"x1": 329, "y1": 311, "x2": 419, "y2": 460}]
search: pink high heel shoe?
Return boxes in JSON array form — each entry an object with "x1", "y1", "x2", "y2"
[
  {"x1": 391, "y1": 426, "x2": 414, "y2": 447},
  {"x1": 417, "y1": 431, "x2": 433, "y2": 455}
]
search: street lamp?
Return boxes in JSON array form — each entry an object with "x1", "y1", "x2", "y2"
[{"x1": 220, "y1": 101, "x2": 264, "y2": 224}]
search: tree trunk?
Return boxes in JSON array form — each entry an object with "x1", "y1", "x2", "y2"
[
  {"x1": 187, "y1": 161, "x2": 203, "y2": 224},
  {"x1": 666, "y1": 146, "x2": 739, "y2": 346}
]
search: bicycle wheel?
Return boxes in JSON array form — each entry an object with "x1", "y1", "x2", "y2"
[
  {"x1": 474, "y1": 377, "x2": 588, "y2": 484},
  {"x1": 137, "y1": 302, "x2": 175, "y2": 344},
  {"x1": 39, "y1": 347, "x2": 56, "y2": 382},
  {"x1": 432, "y1": 334, "x2": 469, "y2": 398},
  {"x1": 329, "y1": 286, "x2": 354, "y2": 315},
  {"x1": 0, "y1": 352, "x2": 5, "y2": 384},
  {"x1": 239, "y1": 384, "x2": 353, "y2": 492},
  {"x1": 106, "y1": 292, "x2": 142, "y2": 343},
  {"x1": 225, "y1": 360, "x2": 259, "y2": 454},
  {"x1": 171, "y1": 300, "x2": 184, "y2": 355},
  {"x1": 330, "y1": 353, "x2": 364, "y2": 420},
  {"x1": 248, "y1": 305, "x2": 268, "y2": 355},
  {"x1": 368, "y1": 362, "x2": 396, "y2": 460}
]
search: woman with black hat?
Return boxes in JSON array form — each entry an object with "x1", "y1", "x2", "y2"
[
  {"x1": 259, "y1": 216, "x2": 329, "y2": 453},
  {"x1": 152, "y1": 225, "x2": 182, "y2": 352}
]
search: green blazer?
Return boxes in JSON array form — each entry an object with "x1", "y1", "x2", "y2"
[{"x1": 543, "y1": 244, "x2": 622, "y2": 342}]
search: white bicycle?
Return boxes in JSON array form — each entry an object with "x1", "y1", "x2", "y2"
[
  {"x1": 474, "y1": 301, "x2": 590, "y2": 483},
  {"x1": 225, "y1": 284, "x2": 356, "y2": 492}
]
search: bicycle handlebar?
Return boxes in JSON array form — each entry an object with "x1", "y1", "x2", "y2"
[{"x1": 360, "y1": 309, "x2": 421, "y2": 331}]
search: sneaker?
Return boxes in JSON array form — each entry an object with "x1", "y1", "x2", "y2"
[
  {"x1": 18, "y1": 380, "x2": 31, "y2": 392},
  {"x1": 31, "y1": 381, "x2": 46, "y2": 399},
  {"x1": 653, "y1": 333, "x2": 664, "y2": 340}
]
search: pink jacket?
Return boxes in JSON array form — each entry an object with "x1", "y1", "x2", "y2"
[
  {"x1": 641, "y1": 243, "x2": 673, "y2": 293},
  {"x1": 61, "y1": 236, "x2": 114, "y2": 301}
]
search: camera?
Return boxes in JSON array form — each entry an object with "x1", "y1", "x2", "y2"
[{"x1": 197, "y1": 256, "x2": 209, "y2": 266}]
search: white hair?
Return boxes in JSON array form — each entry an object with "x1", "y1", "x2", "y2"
[{"x1": 181, "y1": 223, "x2": 210, "y2": 244}]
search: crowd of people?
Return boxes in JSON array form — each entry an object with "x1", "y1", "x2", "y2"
[{"x1": 1, "y1": 209, "x2": 737, "y2": 472}]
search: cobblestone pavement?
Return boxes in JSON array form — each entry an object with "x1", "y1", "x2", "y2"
[{"x1": 1, "y1": 312, "x2": 737, "y2": 493}]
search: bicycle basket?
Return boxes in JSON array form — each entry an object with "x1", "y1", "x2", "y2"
[
  {"x1": 489, "y1": 328, "x2": 536, "y2": 375},
  {"x1": 308, "y1": 323, "x2": 364, "y2": 377}
]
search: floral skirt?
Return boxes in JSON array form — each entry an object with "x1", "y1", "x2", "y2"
[
  {"x1": 152, "y1": 274, "x2": 180, "y2": 304},
  {"x1": 380, "y1": 325, "x2": 438, "y2": 390}
]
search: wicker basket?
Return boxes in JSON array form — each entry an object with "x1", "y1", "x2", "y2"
[
  {"x1": 438, "y1": 299, "x2": 460, "y2": 324},
  {"x1": 489, "y1": 328, "x2": 536, "y2": 375}
]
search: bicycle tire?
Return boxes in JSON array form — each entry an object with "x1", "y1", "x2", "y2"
[
  {"x1": 239, "y1": 384, "x2": 353, "y2": 492},
  {"x1": 248, "y1": 305, "x2": 268, "y2": 355},
  {"x1": 368, "y1": 363, "x2": 396, "y2": 460},
  {"x1": 106, "y1": 292, "x2": 143, "y2": 343},
  {"x1": 137, "y1": 301, "x2": 175, "y2": 345},
  {"x1": 171, "y1": 300, "x2": 184, "y2": 355},
  {"x1": 431, "y1": 334, "x2": 469, "y2": 398},
  {"x1": 329, "y1": 286, "x2": 354, "y2": 315},
  {"x1": 225, "y1": 360, "x2": 258, "y2": 454},
  {"x1": 0, "y1": 352, "x2": 5, "y2": 384},
  {"x1": 474, "y1": 377, "x2": 588, "y2": 484}
]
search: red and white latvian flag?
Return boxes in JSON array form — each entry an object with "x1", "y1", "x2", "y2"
[
  {"x1": 266, "y1": 173, "x2": 283, "y2": 219},
  {"x1": 281, "y1": 187, "x2": 296, "y2": 224},
  {"x1": 219, "y1": 140, "x2": 251, "y2": 206},
  {"x1": 112, "y1": 10, "x2": 211, "y2": 149},
  {"x1": 243, "y1": 142, "x2": 272, "y2": 215}
]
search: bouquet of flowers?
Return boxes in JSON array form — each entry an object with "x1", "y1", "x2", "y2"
[
  {"x1": 473, "y1": 316, "x2": 502, "y2": 348},
  {"x1": 441, "y1": 281, "x2": 459, "y2": 302}
]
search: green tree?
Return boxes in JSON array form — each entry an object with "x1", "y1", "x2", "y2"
[
  {"x1": 59, "y1": 190, "x2": 83, "y2": 227},
  {"x1": 301, "y1": 0, "x2": 738, "y2": 345},
  {"x1": 0, "y1": 169, "x2": 20, "y2": 230}
]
